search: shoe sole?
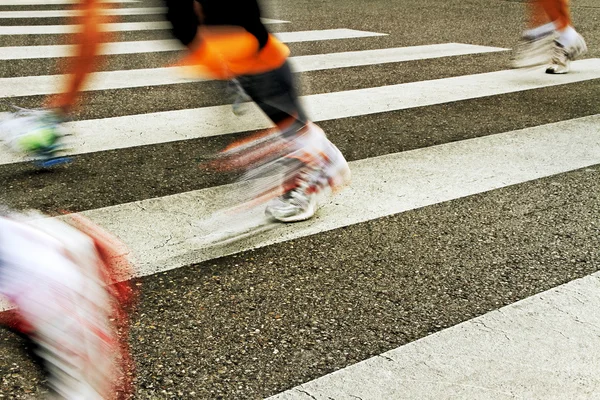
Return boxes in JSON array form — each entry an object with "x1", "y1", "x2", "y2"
[
  {"x1": 36, "y1": 156, "x2": 72, "y2": 168},
  {"x1": 545, "y1": 67, "x2": 569, "y2": 74},
  {"x1": 265, "y1": 196, "x2": 317, "y2": 223},
  {"x1": 545, "y1": 36, "x2": 588, "y2": 75}
]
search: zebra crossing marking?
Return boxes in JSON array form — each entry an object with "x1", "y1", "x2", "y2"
[
  {"x1": 268, "y1": 269, "x2": 600, "y2": 399},
  {"x1": 1, "y1": 7, "x2": 597, "y2": 400},
  {"x1": 0, "y1": 21, "x2": 170, "y2": 35},
  {"x1": 0, "y1": 7, "x2": 166, "y2": 18},
  {"x1": 0, "y1": 29, "x2": 387, "y2": 60},
  {"x1": 0, "y1": 18, "x2": 288, "y2": 35},
  {"x1": 1, "y1": 112, "x2": 596, "y2": 315},
  {"x1": 290, "y1": 43, "x2": 506, "y2": 71},
  {"x1": 0, "y1": 44, "x2": 507, "y2": 99},
  {"x1": 3, "y1": 57, "x2": 598, "y2": 166},
  {"x1": 0, "y1": 0, "x2": 136, "y2": 4},
  {"x1": 77, "y1": 114, "x2": 600, "y2": 280},
  {"x1": 2, "y1": 114, "x2": 598, "y2": 311}
]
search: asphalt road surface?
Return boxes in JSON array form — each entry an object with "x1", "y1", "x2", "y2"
[{"x1": 0, "y1": 0, "x2": 599, "y2": 398}]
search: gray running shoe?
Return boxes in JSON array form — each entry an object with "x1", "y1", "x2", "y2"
[
  {"x1": 265, "y1": 127, "x2": 350, "y2": 222},
  {"x1": 265, "y1": 169, "x2": 320, "y2": 222}
]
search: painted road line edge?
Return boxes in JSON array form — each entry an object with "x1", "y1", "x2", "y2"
[
  {"x1": 267, "y1": 270, "x2": 600, "y2": 399},
  {"x1": 0, "y1": 43, "x2": 506, "y2": 97},
  {"x1": 3, "y1": 57, "x2": 599, "y2": 167},
  {"x1": 0, "y1": 29, "x2": 387, "y2": 60},
  {"x1": 1, "y1": 113, "x2": 598, "y2": 311}
]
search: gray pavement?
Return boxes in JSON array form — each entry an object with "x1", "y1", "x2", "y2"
[{"x1": 0, "y1": 0, "x2": 599, "y2": 399}]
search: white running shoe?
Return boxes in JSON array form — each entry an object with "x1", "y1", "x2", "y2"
[
  {"x1": 264, "y1": 168, "x2": 320, "y2": 222},
  {"x1": 265, "y1": 124, "x2": 350, "y2": 222},
  {"x1": 512, "y1": 31, "x2": 556, "y2": 69},
  {"x1": 0, "y1": 107, "x2": 68, "y2": 166},
  {"x1": 546, "y1": 33, "x2": 588, "y2": 74}
]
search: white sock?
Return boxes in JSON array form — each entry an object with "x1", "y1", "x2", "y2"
[
  {"x1": 556, "y1": 26, "x2": 579, "y2": 47},
  {"x1": 523, "y1": 22, "x2": 557, "y2": 39}
]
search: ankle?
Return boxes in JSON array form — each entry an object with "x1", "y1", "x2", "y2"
[
  {"x1": 556, "y1": 26, "x2": 580, "y2": 47},
  {"x1": 523, "y1": 22, "x2": 557, "y2": 39}
]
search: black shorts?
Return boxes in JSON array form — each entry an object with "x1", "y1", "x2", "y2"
[
  {"x1": 237, "y1": 61, "x2": 307, "y2": 128},
  {"x1": 164, "y1": 0, "x2": 269, "y2": 48}
]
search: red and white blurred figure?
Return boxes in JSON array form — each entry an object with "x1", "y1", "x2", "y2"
[{"x1": 0, "y1": 211, "x2": 136, "y2": 399}]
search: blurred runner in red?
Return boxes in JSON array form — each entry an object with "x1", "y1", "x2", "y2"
[{"x1": 0, "y1": 211, "x2": 136, "y2": 399}]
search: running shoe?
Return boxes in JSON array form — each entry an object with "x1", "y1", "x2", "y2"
[
  {"x1": 546, "y1": 33, "x2": 588, "y2": 74},
  {"x1": 0, "y1": 107, "x2": 69, "y2": 166},
  {"x1": 512, "y1": 31, "x2": 555, "y2": 69},
  {"x1": 265, "y1": 124, "x2": 350, "y2": 222}
]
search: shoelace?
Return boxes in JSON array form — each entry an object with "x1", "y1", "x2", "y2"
[{"x1": 285, "y1": 163, "x2": 329, "y2": 204}]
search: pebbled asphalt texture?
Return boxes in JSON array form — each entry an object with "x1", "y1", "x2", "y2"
[{"x1": 0, "y1": 0, "x2": 599, "y2": 398}]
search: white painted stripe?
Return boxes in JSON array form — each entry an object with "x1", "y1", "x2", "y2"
[
  {"x1": 0, "y1": 40, "x2": 183, "y2": 60},
  {"x1": 0, "y1": 44, "x2": 507, "y2": 98},
  {"x1": 0, "y1": 0, "x2": 135, "y2": 4},
  {"x1": 0, "y1": 21, "x2": 170, "y2": 35},
  {"x1": 1, "y1": 57, "x2": 597, "y2": 167},
  {"x1": 0, "y1": 7, "x2": 166, "y2": 19},
  {"x1": 0, "y1": 6, "x2": 288, "y2": 22},
  {"x1": 268, "y1": 271, "x2": 600, "y2": 399},
  {"x1": 80, "y1": 114, "x2": 600, "y2": 277},
  {"x1": 261, "y1": 18, "x2": 290, "y2": 25},
  {"x1": 0, "y1": 113, "x2": 596, "y2": 317},
  {"x1": 0, "y1": 29, "x2": 386, "y2": 60},
  {"x1": 0, "y1": 114, "x2": 599, "y2": 312},
  {"x1": 290, "y1": 43, "x2": 506, "y2": 72},
  {"x1": 0, "y1": 18, "x2": 287, "y2": 35},
  {"x1": 277, "y1": 28, "x2": 386, "y2": 43}
]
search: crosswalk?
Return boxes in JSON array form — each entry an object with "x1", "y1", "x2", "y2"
[
  {"x1": 0, "y1": 0, "x2": 137, "y2": 4},
  {"x1": 0, "y1": 7, "x2": 166, "y2": 18},
  {"x1": 0, "y1": 19, "x2": 291, "y2": 35},
  {"x1": 0, "y1": 44, "x2": 511, "y2": 98},
  {"x1": 0, "y1": 1, "x2": 598, "y2": 399},
  {"x1": 0, "y1": 30, "x2": 386, "y2": 59}
]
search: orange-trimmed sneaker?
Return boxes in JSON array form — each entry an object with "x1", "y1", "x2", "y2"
[{"x1": 265, "y1": 124, "x2": 350, "y2": 222}]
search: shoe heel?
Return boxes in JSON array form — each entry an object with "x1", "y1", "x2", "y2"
[{"x1": 329, "y1": 163, "x2": 351, "y2": 193}]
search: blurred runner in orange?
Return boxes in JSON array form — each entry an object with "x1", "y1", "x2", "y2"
[
  {"x1": 513, "y1": 0, "x2": 587, "y2": 74},
  {"x1": 0, "y1": 0, "x2": 350, "y2": 222}
]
